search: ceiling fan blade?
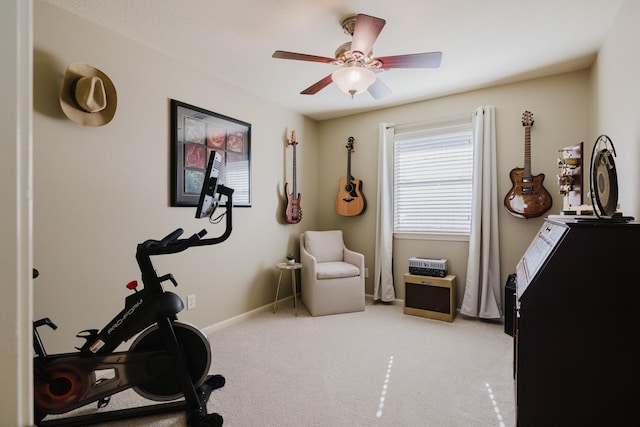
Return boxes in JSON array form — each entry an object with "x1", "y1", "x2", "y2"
[
  {"x1": 351, "y1": 14, "x2": 386, "y2": 56},
  {"x1": 272, "y1": 50, "x2": 335, "y2": 64},
  {"x1": 367, "y1": 78, "x2": 392, "y2": 100},
  {"x1": 375, "y1": 52, "x2": 443, "y2": 69},
  {"x1": 301, "y1": 74, "x2": 334, "y2": 95}
]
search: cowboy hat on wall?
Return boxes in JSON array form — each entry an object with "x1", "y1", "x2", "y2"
[{"x1": 60, "y1": 62, "x2": 117, "y2": 127}]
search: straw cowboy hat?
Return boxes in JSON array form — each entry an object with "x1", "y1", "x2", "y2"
[{"x1": 59, "y1": 62, "x2": 117, "y2": 126}]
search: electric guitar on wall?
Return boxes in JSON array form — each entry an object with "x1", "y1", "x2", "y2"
[
  {"x1": 335, "y1": 136, "x2": 367, "y2": 216},
  {"x1": 504, "y1": 111, "x2": 552, "y2": 219},
  {"x1": 284, "y1": 130, "x2": 302, "y2": 223}
]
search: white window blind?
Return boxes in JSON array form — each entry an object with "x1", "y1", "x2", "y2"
[{"x1": 393, "y1": 123, "x2": 473, "y2": 235}]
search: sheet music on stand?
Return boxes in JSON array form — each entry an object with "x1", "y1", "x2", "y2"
[{"x1": 516, "y1": 220, "x2": 568, "y2": 300}]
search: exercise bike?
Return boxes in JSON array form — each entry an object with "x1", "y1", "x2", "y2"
[{"x1": 33, "y1": 158, "x2": 234, "y2": 426}]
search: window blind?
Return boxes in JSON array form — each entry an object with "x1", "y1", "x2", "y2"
[{"x1": 393, "y1": 124, "x2": 473, "y2": 235}]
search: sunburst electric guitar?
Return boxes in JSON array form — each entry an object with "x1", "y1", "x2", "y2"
[
  {"x1": 504, "y1": 111, "x2": 552, "y2": 219},
  {"x1": 335, "y1": 136, "x2": 366, "y2": 216},
  {"x1": 284, "y1": 130, "x2": 302, "y2": 224}
]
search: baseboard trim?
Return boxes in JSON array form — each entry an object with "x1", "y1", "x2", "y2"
[
  {"x1": 202, "y1": 296, "x2": 295, "y2": 335},
  {"x1": 203, "y1": 294, "x2": 408, "y2": 335}
]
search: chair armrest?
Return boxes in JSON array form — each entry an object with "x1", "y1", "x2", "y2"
[
  {"x1": 301, "y1": 238, "x2": 319, "y2": 278},
  {"x1": 301, "y1": 242, "x2": 318, "y2": 270},
  {"x1": 344, "y1": 248, "x2": 365, "y2": 274}
]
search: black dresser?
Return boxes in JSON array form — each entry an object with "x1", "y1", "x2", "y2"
[{"x1": 514, "y1": 218, "x2": 640, "y2": 427}]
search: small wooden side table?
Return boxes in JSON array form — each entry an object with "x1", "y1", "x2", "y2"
[{"x1": 273, "y1": 262, "x2": 302, "y2": 315}]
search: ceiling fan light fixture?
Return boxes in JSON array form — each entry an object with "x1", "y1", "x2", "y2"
[{"x1": 331, "y1": 66, "x2": 376, "y2": 97}]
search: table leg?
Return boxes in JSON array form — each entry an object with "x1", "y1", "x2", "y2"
[
  {"x1": 291, "y1": 269, "x2": 298, "y2": 316},
  {"x1": 273, "y1": 269, "x2": 284, "y2": 313}
]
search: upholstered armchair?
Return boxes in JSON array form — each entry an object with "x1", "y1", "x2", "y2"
[{"x1": 299, "y1": 230, "x2": 365, "y2": 316}]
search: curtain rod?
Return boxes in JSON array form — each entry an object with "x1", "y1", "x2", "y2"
[{"x1": 385, "y1": 112, "x2": 472, "y2": 131}]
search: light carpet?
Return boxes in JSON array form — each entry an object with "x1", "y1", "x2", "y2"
[{"x1": 43, "y1": 297, "x2": 515, "y2": 427}]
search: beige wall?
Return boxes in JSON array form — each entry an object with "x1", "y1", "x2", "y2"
[
  {"x1": 317, "y1": 71, "x2": 591, "y2": 306},
  {"x1": 590, "y1": 0, "x2": 640, "y2": 219},
  {"x1": 33, "y1": 1, "x2": 318, "y2": 353}
]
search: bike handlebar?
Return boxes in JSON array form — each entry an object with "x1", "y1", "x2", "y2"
[
  {"x1": 138, "y1": 186, "x2": 233, "y2": 257},
  {"x1": 141, "y1": 228, "x2": 185, "y2": 249},
  {"x1": 139, "y1": 228, "x2": 207, "y2": 256}
]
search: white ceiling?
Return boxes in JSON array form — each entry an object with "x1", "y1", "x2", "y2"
[{"x1": 46, "y1": 0, "x2": 623, "y2": 121}]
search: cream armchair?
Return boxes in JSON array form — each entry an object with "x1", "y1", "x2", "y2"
[{"x1": 300, "y1": 230, "x2": 365, "y2": 316}]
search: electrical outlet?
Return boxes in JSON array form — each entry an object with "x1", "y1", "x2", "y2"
[
  {"x1": 365, "y1": 268, "x2": 369, "y2": 278},
  {"x1": 187, "y1": 294, "x2": 196, "y2": 310}
]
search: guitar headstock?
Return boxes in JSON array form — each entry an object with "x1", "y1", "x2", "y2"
[
  {"x1": 522, "y1": 111, "x2": 534, "y2": 128},
  {"x1": 287, "y1": 130, "x2": 298, "y2": 147},
  {"x1": 346, "y1": 136, "x2": 355, "y2": 152}
]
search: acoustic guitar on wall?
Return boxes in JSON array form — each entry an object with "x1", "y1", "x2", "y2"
[
  {"x1": 335, "y1": 136, "x2": 366, "y2": 216},
  {"x1": 504, "y1": 111, "x2": 552, "y2": 219},
  {"x1": 284, "y1": 130, "x2": 302, "y2": 224}
]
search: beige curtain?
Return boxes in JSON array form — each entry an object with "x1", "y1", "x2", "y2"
[
  {"x1": 373, "y1": 123, "x2": 396, "y2": 302},
  {"x1": 460, "y1": 106, "x2": 502, "y2": 319}
]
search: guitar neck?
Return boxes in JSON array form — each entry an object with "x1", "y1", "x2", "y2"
[
  {"x1": 523, "y1": 126, "x2": 532, "y2": 179},
  {"x1": 345, "y1": 136, "x2": 355, "y2": 181},
  {"x1": 292, "y1": 143, "x2": 297, "y2": 195},
  {"x1": 346, "y1": 147, "x2": 352, "y2": 181}
]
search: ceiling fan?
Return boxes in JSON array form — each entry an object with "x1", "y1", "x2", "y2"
[{"x1": 272, "y1": 13, "x2": 442, "y2": 99}]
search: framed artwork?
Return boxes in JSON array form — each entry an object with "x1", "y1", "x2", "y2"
[{"x1": 170, "y1": 99, "x2": 251, "y2": 207}]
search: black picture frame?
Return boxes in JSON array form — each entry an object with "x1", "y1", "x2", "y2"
[{"x1": 170, "y1": 99, "x2": 251, "y2": 207}]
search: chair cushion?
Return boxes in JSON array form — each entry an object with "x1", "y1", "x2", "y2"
[
  {"x1": 305, "y1": 230, "x2": 344, "y2": 263},
  {"x1": 316, "y1": 261, "x2": 360, "y2": 279}
]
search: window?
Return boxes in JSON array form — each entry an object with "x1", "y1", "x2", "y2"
[{"x1": 393, "y1": 123, "x2": 474, "y2": 236}]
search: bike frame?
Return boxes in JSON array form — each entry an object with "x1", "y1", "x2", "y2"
[{"x1": 33, "y1": 185, "x2": 234, "y2": 426}]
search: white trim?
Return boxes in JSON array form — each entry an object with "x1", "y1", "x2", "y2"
[
  {"x1": 203, "y1": 296, "x2": 295, "y2": 334},
  {"x1": 0, "y1": 0, "x2": 33, "y2": 425},
  {"x1": 203, "y1": 294, "x2": 401, "y2": 333}
]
